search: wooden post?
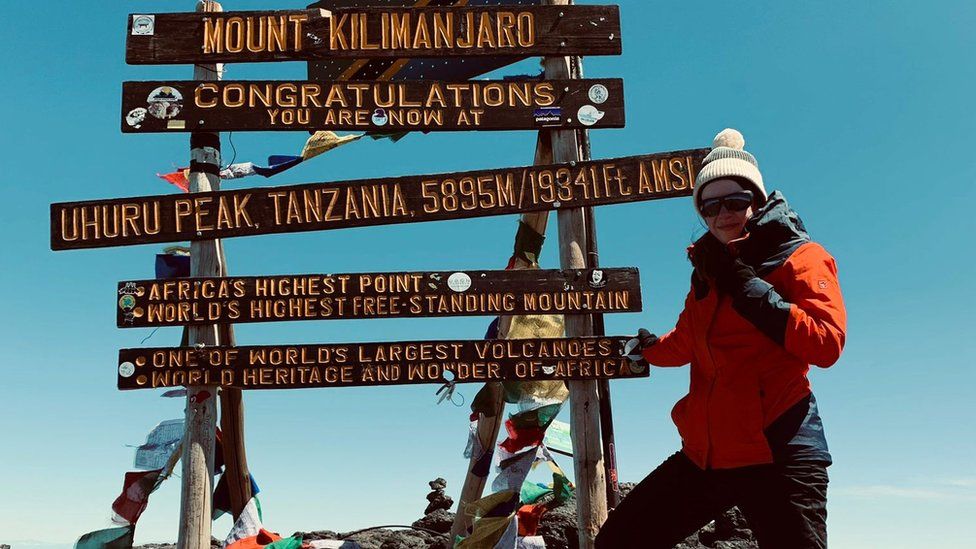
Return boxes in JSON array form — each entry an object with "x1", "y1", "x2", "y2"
[
  {"x1": 544, "y1": 1, "x2": 607, "y2": 546},
  {"x1": 178, "y1": 2, "x2": 223, "y2": 547},
  {"x1": 217, "y1": 241, "x2": 252, "y2": 519},
  {"x1": 571, "y1": 54, "x2": 621, "y2": 509},
  {"x1": 448, "y1": 132, "x2": 555, "y2": 541}
]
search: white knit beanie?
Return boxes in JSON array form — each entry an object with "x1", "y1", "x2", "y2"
[{"x1": 693, "y1": 128, "x2": 767, "y2": 213}]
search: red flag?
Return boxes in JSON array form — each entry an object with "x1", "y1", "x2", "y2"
[
  {"x1": 157, "y1": 168, "x2": 189, "y2": 192},
  {"x1": 499, "y1": 418, "x2": 545, "y2": 453},
  {"x1": 517, "y1": 503, "x2": 548, "y2": 536},
  {"x1": 111, "y1": 469, "x2": 163, "y2": 524},
  {"x1": 226, "y1": 528, "x2": 282, "y2": 549}
]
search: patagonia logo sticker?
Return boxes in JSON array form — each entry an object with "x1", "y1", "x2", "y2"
[{"x1": 533, "y1": 107, "x2": 562, "y2": 126}]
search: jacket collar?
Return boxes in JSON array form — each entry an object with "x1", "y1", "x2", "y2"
[{"x1": 735, "y1": 191, "x2": 811, "y2": 275}]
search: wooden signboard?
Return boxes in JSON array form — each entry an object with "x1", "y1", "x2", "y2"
[
  {"x1": 50, "y1": 148, "x2": 708, "y2": 251},
  {"x1": 121, "y1": 79, "x2": 623, "y2": 133},
  {"x1": 125, "y1": 5, "x2": 621, "y2": 64},
  {"x1": 117, "y1": 336, "x2": 648, "y2": 391},
  {"x1": 117, "y1": 267, "x2": 641, "y2": 327}
]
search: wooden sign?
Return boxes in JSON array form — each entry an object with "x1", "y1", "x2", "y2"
[
  {"x1": 117, "y1": 268, "x2": 641, "y2": 327},
  {"x1": 50, "y1": 148, "x2": 708, "y2": 251},
  {"x1": 117, "y1": 336, "x2": 648, "y2": 391},
  {"x1": 303, "y1": 0, "x2": 537, "y2": 82},
  {"x1": 125, "y1": 5, "x2": 621, "y2": 65},
  {"x1": 121, "y1": 79, "x2": 624, "y2": 133}
]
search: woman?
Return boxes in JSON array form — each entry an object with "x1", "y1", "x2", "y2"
[{"x1": 596, "y1": 129, "x2": 846, "y2": 549}]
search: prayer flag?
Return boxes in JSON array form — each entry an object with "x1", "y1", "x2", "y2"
[
  {"x1": 224, "y1": 496, "x2": 264, "y2": 547},
  {"x1": 301, "y1": 131, "x2": 363, "y2": 160},
  {"x1": 134, "y1": 419, "x2": 183, "y2": 471},
  {"x1": 111, "y1": 469, "x2": 163, "y2": 524},
  {"x1": 542, "y1": 420, "x2": 573, "y2": 456},
  {"x1": 253, "y1": 156, "x2": 303, "y2": 177},
  {"x1": 157, "y1": 168, "x2": 189, "y2": 192},
  {"x1": 74, "y1": 526, "x2": 135, "y2": 549}
]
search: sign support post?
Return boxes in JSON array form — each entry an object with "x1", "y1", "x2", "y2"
[
  {"x1": 545, "y1": 1, "x2": 607, "y2": 547},
  {"x1": 449, "y1": 132, "x2": 556, "y2": 541},
  {"x1": 218, "y1": 309, "x2": 252, "y2": 518},
  {"x1": 572, "y1": 52, "x2": 621, "y2": 509},
  {"x1": 178, "y1": 1, "x2": 223, "y2": 547}
]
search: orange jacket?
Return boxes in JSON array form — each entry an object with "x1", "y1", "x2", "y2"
[{"x1": 644, "y1": 192, "x2": 846, "y2": 469}]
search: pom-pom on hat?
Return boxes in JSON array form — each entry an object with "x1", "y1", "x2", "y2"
[{"x1": 693, "y1": 128, "x2": 767, "y2": 214}]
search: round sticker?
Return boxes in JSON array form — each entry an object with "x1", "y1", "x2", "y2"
[
  {"x1": 119, "y1": 295, "x2": 136, "y2": 310},
  {"x1": 131, "y1": 15, "x2": 155, "y2": 35},
  {"x1": 588, "y1": 84, "x2": 609, "y2": 104},
  {"x1": 577, "y1": 105, "x2": 605, "y2": 127},
  {"x1": 371, "y1": 108, "x2": 389, "y2": 126},
  {"x1": 119, "y1": 362, "x2": 136, "y2": 378},
  {"x1": 147, "y1": 86, "x2": 183, "y2": 120},
  {"x1": 447, "y1": 272, "x2": 472, "y2": 292},
  {"x1": 126, "y1": 107, "x2": 147, "y2": 128}
]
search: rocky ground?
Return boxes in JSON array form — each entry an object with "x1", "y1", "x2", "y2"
[{"x1": 135, "y1": 480, "x2": 757, "y2": 549}]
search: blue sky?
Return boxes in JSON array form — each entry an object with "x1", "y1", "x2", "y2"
[{"x1": 1, "y1": 1, "x2": 974, "y2": 547}]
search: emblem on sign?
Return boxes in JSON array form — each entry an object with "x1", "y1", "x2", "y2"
[
  {"x1": 577, "y1": 105, "x2": 605, "y2": 127},
  {"x1": 131, "y1": 15, "x2": 155, "y2": 36},
  {"x1": 621, "y1": 338, "x2": 648, "y2": 374},
  {"x1": 371, "y1": 108, "x2": 389, "y2": 126},
  {"x1": 447, "y1": 272, "x2": 472, "y2": 292},
  {"x1": 589, "y1": 269, "x2": 607, "y2": 288},
  {"x1": 119, "y1": 282, "x2": 140, "y2": 295},
  {"x1": 119, "y1": 295, "x2": 136, "y2": 310},
  {"x1": 125, "y1": 107, "x2": 147, "y2": 129},
  {"x1": 146, "y1": 86, "x2": 183, "y2": 120},
  {"x1": 119, "y1": 362, "x2": 136, "y2": 378},
  {"x1": 588, "y1": 84, "x2": 609, "y2": 104}
]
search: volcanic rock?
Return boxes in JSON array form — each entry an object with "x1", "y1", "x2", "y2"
[
  {"x1": 412, "y1": 509, "x2": 454, "y2": 534},
  {"x1": 423, "y1": 478, "x2": 454, "y2": 515}
]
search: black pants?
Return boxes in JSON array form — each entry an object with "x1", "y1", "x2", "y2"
[{"x1": 595, "y1": 452, "x2": 829, "y2": 549}]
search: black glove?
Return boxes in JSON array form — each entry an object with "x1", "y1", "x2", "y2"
[
  {"x1": 712, "y1": 253, "x2": 759, "y2": 296},
  {"x1": 637, "y1": 328, "x2": 659, "y2": 349}
]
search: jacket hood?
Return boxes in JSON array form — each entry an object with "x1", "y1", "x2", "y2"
[{"x1": 737, "y1": 191, "x2": 811, "y2": 275}]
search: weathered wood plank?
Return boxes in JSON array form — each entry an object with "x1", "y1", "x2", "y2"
[
  {"x1": 116, "y1": 267, "x2": 642, "y2": 328},
  {"x1": 125, "y1": 5, "x2": 621, "y2": 64},
  {"x1": 121, "y1": 78, "x2": 624, "y2": 133},
  {"x1": 117, "y1": 336, "x2": 649, "y2": 391},
  {"x1": 50, "y1": 148, "x2": 707, "y2": 250}
]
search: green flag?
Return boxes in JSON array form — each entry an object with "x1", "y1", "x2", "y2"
[
  {"x1": 265, "y1": 535, "x2": 303, "y2": 549},
  {"x1": 75, "y1": 525, "x2": 135, "y2": 549}
]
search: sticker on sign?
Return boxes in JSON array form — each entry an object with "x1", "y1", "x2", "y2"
[
  {"x1": 447, "y1": 272, "x2": 472, "y2": 292},
  {"x1": 131, "y1": 15, "x2": 155, "y2": 36}
]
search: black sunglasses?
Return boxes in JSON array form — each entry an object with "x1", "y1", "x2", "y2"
[{"x1": 699, "y1": 191, "x2": 754, "y2": 217}]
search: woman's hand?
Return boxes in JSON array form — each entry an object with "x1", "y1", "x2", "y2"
[
  {"x1": 637, "y1": 328, "x2": 659, "y2": 349},
  {"x1": 712, "y1": 253, "x2": 759, "y2": 295}
]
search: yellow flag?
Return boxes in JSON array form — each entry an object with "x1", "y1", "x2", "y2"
[{"x1": 300, "y1": 131, "x2": 363, "y2": 160}]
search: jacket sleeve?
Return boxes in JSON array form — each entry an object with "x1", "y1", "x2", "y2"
[
  {"x1": 731, "y1": 243, "x2": 847, "y2": 367},
  {"x1": 643, "y1": 287, "x2": 695, "y2": 367}
]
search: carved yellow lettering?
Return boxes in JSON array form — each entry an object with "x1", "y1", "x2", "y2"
[{"x1": 203, "y1": 17, "x2": 224, "y2": 54}]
